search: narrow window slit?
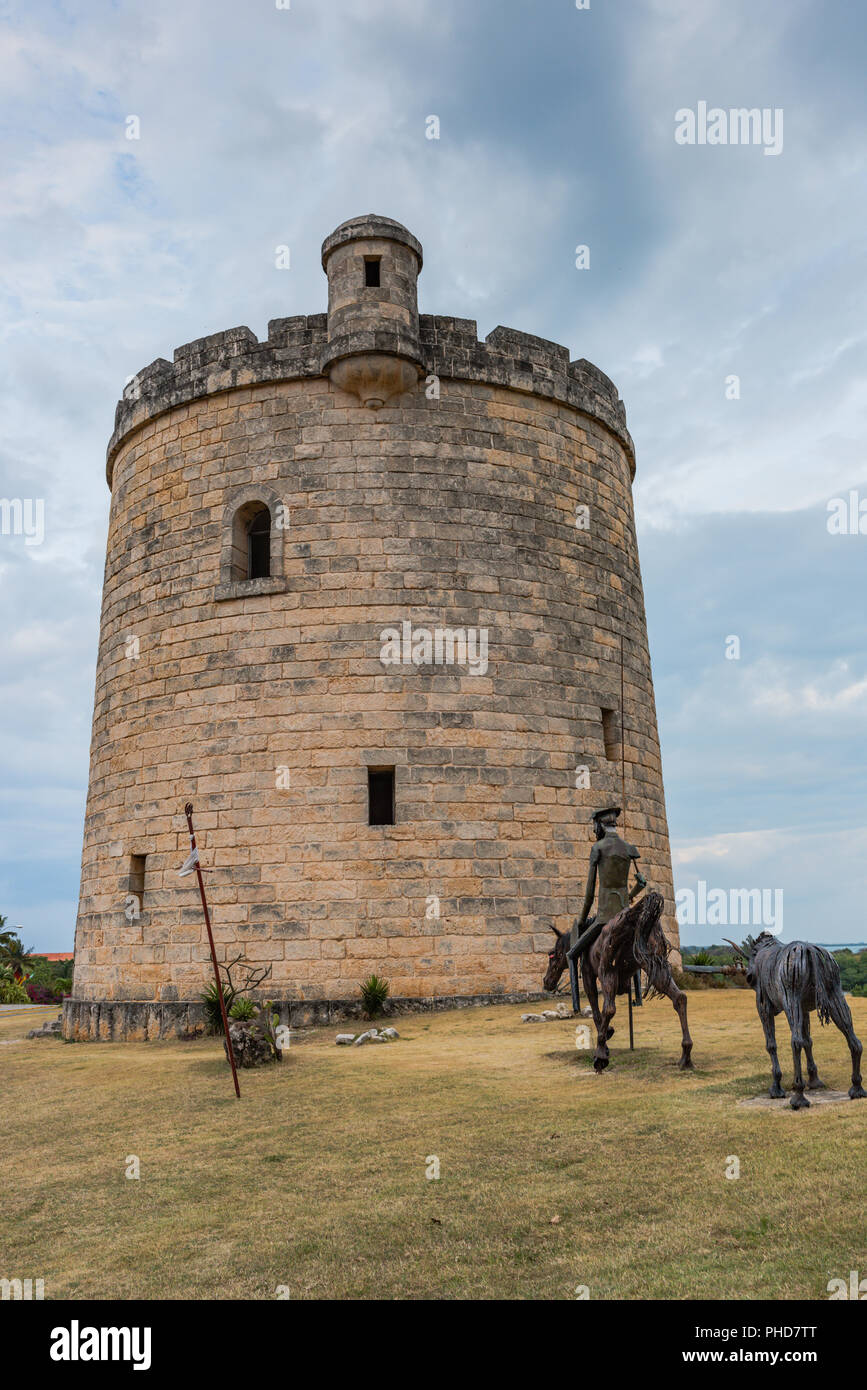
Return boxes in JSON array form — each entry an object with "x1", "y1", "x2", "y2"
[
  {"x1": 368, "y1": 767, "x2": 395, "y2": 826},
  {"x1": 601, "y1": 707, "x2": 619, "y2": 762},
  {"x1": 128, "y1": 853, "x2": 147, "y2": 915}
]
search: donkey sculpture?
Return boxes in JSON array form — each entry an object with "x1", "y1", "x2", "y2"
[
  {"x1": 727, "y1": 933, "x2": 865, "y2": 1110},
  {"x1": 543, "y1": 890, "x2": 693, "y2": 1072}
]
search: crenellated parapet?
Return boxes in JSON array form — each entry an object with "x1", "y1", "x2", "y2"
[{"x1": 108, "y1": 311, "x2": 633, "y2": 485}]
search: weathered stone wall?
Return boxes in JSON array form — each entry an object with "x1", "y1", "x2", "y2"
[{"x1": 69, "y1": 216, "x2": 676, "y2": 1039}]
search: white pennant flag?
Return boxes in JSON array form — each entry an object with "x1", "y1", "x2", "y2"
[{"x1": 177, "y1": 846, "x2": 200, "y2": 878}]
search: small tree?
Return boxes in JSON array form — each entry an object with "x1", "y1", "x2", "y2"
[{"x1": 200, "y1": 954, "x2": 273, "y2": 1034}]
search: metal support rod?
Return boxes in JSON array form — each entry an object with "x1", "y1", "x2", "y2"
[
  {"x1": 620, "y1": 633, "x2": 627, "y2": 825},
  {"x1": 621, "y1": 634, "x2": 640, "y2": 1046},
  {"x1": 184, "y1": 802, "x2": 241, "y2": 1099}
]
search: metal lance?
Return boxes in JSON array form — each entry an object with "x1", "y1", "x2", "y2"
[{"x1": 183, "y1": 802, "x2": 241, "y2": 1098}]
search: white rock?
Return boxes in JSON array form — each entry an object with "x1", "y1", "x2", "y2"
[
  {"x1": 379, "y1": 1027, "x2": 399, "y2": 1039},
  {"x1": 352, "y1": 1030, "x2": 374, "y2": 1046},
  {"x1": 521, "y1": 1013, "x2": 546, "y2": 1023},
  {"x1": 335, "y1": 1034, "x2": 356, "y2": 1045}
]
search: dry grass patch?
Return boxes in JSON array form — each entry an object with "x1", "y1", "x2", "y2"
[{"x1": 1, "y1": 991, "x2": 864, "y2": 1299}]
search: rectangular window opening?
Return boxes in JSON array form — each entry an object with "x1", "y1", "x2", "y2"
[
  {"x1": 128, "y1": 852, "x2": 147, "y2": 913},
  {"x1": 368, "y1": 767, "x2": 395, "y2": 826},
  {"x1": 364, "y1": 257, "x2": 381, "y2": 288},
  {"x1": 601, "y1": 707, "x2": 619, "y2": 762}
]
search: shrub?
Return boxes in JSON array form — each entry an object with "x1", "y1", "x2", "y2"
[
  {"x1": 25, "y1": 982, "x2": 57, "y2": 1005},
  {"x1": 254, "y1": 1001, "x2": 282, "y2": 1059},
  {"x1": 360, "y1": 973, "x2": 390, "y2": 1019},
  {"x1": 229, "y1": 996, "x2": 256, "y2": 1021},
  {"x1": 0, "y1": 967, "x2": 28, "y2": 1004},
  {"x1": 200, "y1": 955, "x2": 274, "y2": 1034},
  {"x1": 692, "y1": 950, "x2": 714, "y2": 966}
]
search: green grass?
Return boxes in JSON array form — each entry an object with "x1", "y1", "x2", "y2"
[{"x1": 1, "y1": 992, "x2": 865, "y2": 1300}]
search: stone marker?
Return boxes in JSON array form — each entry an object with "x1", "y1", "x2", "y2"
[{"x1": 27, "y1": 1013, "x2": 63, "y2": 1040}]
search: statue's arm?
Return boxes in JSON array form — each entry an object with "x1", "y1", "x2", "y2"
[{"x1": 629, "y1": 850, "x2": 647, "y2": 901}]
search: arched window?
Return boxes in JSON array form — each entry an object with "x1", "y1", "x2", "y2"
[
  {"x1": 227, "y1": 500, "x2": 272, "y2": 583},
  {"x1": 246, "y1": 506, "x2": 271, "y2": 580},
  {"x1": 217, "y1": 486, "x2": 286, "y2": 601}
]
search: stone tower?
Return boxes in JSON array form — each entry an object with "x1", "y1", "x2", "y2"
[{"x1": 65, "y1": 214, "x2": 677, "y2": 1041}]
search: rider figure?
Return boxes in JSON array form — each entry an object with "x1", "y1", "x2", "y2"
[{"x1": 567, "y1": 806, "x2": 647, "y2": 1012}]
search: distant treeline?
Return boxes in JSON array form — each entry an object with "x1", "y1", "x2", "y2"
[{"x1": 682, "y1": 943, "x2": 867, "y2": 997}]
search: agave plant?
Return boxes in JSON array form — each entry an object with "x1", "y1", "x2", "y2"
[{"x1": 359, "y1": 973, "x2": 390, "y2": 1020}]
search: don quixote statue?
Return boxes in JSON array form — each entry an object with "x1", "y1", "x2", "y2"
[{"x1": 543, "y1": 807, "x2": 693, "y2": 1072}]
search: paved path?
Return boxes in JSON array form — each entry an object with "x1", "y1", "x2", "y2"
[{"x1": 0, "y1": 1003, "x2": 55, "y2": 1012}]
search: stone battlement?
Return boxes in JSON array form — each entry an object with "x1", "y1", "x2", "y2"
[{"x1": 107, "y1": 313, "x2": 633, "y2": 485}]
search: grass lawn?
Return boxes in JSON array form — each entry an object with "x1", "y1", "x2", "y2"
[{"x1": 2, "y1": 990, "x2": 865, "y2": 1300}]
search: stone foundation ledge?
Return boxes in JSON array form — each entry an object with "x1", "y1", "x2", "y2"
[{"x1": 62, "y1": 991, "x2": 553, "y2": 1042}]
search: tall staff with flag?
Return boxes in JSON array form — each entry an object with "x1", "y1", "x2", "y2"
[{"x1": 179, "y1": 802, "x2": 241, "y2": 1098}]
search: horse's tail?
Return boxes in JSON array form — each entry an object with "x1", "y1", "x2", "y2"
[
  {"x1": 806, "y1": 945, "x2": 839, "y2": 1027},
  {"x1": 781, "y1": 942, "x2": 839, "y2": 1026}
]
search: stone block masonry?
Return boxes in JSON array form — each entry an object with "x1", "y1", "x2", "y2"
[{"x1": 66, "y1": 214, "x2": 677, "y2": 1040}]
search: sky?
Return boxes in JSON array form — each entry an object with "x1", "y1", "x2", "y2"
[{"x1": 1, "y1": 0, "x2": 865, "y2": 949}]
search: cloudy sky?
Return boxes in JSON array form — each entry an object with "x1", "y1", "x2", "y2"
[{"x1": 1, "y1": 0, "x2": 865, "y2": 949}]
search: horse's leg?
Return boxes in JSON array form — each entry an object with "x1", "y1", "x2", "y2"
[
  {"x1": 825, "y1": 993, "x2": 866, "y2": 1100},
  {"x1": 658, "y1": 975, "x2": 693, "y2": 1070},
  {"x1": 786, "y1": 1002, "x2": 810, "y2": 1109},
  {"x1": 568, "y1": 952, "x2": 581, "y2": 1014},
  {"x1": 593, "y1": 977, "x2": 616, "y2": 1072},
  {"x1": 582, "y1": 953, "x2": 612, "y2": 1040},
  {"x1": 802, "y1": 1012, "x2": 827, "y2": 1090},
  {"x1": 760, "y1": 1006, "x2": 786, "y2": 1097}
]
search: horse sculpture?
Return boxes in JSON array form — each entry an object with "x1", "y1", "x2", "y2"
[
  {"x1": 726, "y1": 932, "x2": 865, "y2": 1110},
  {"x1": 543, "y1": 890, "x2": 693, "y2": 1072}
]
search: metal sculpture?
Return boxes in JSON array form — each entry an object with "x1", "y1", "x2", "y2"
[
  {"x1": 544, "y1": 890, "x2": 693, "y2": 1071},
  {"x1": 563, "y1": 806, "x2": 647, "y2": 1013},
  {"x1": 726, "y1": 933, "x2": 865, "y2": 1109}
]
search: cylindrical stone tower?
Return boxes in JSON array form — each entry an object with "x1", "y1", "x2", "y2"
[{"x1": 66, "y1": 214, "x2": 677, "y2": 1041}]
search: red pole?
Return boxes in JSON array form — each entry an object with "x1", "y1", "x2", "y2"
[{"x1": 184, "y1": 802, "x2": 241, "y2": 1099}]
